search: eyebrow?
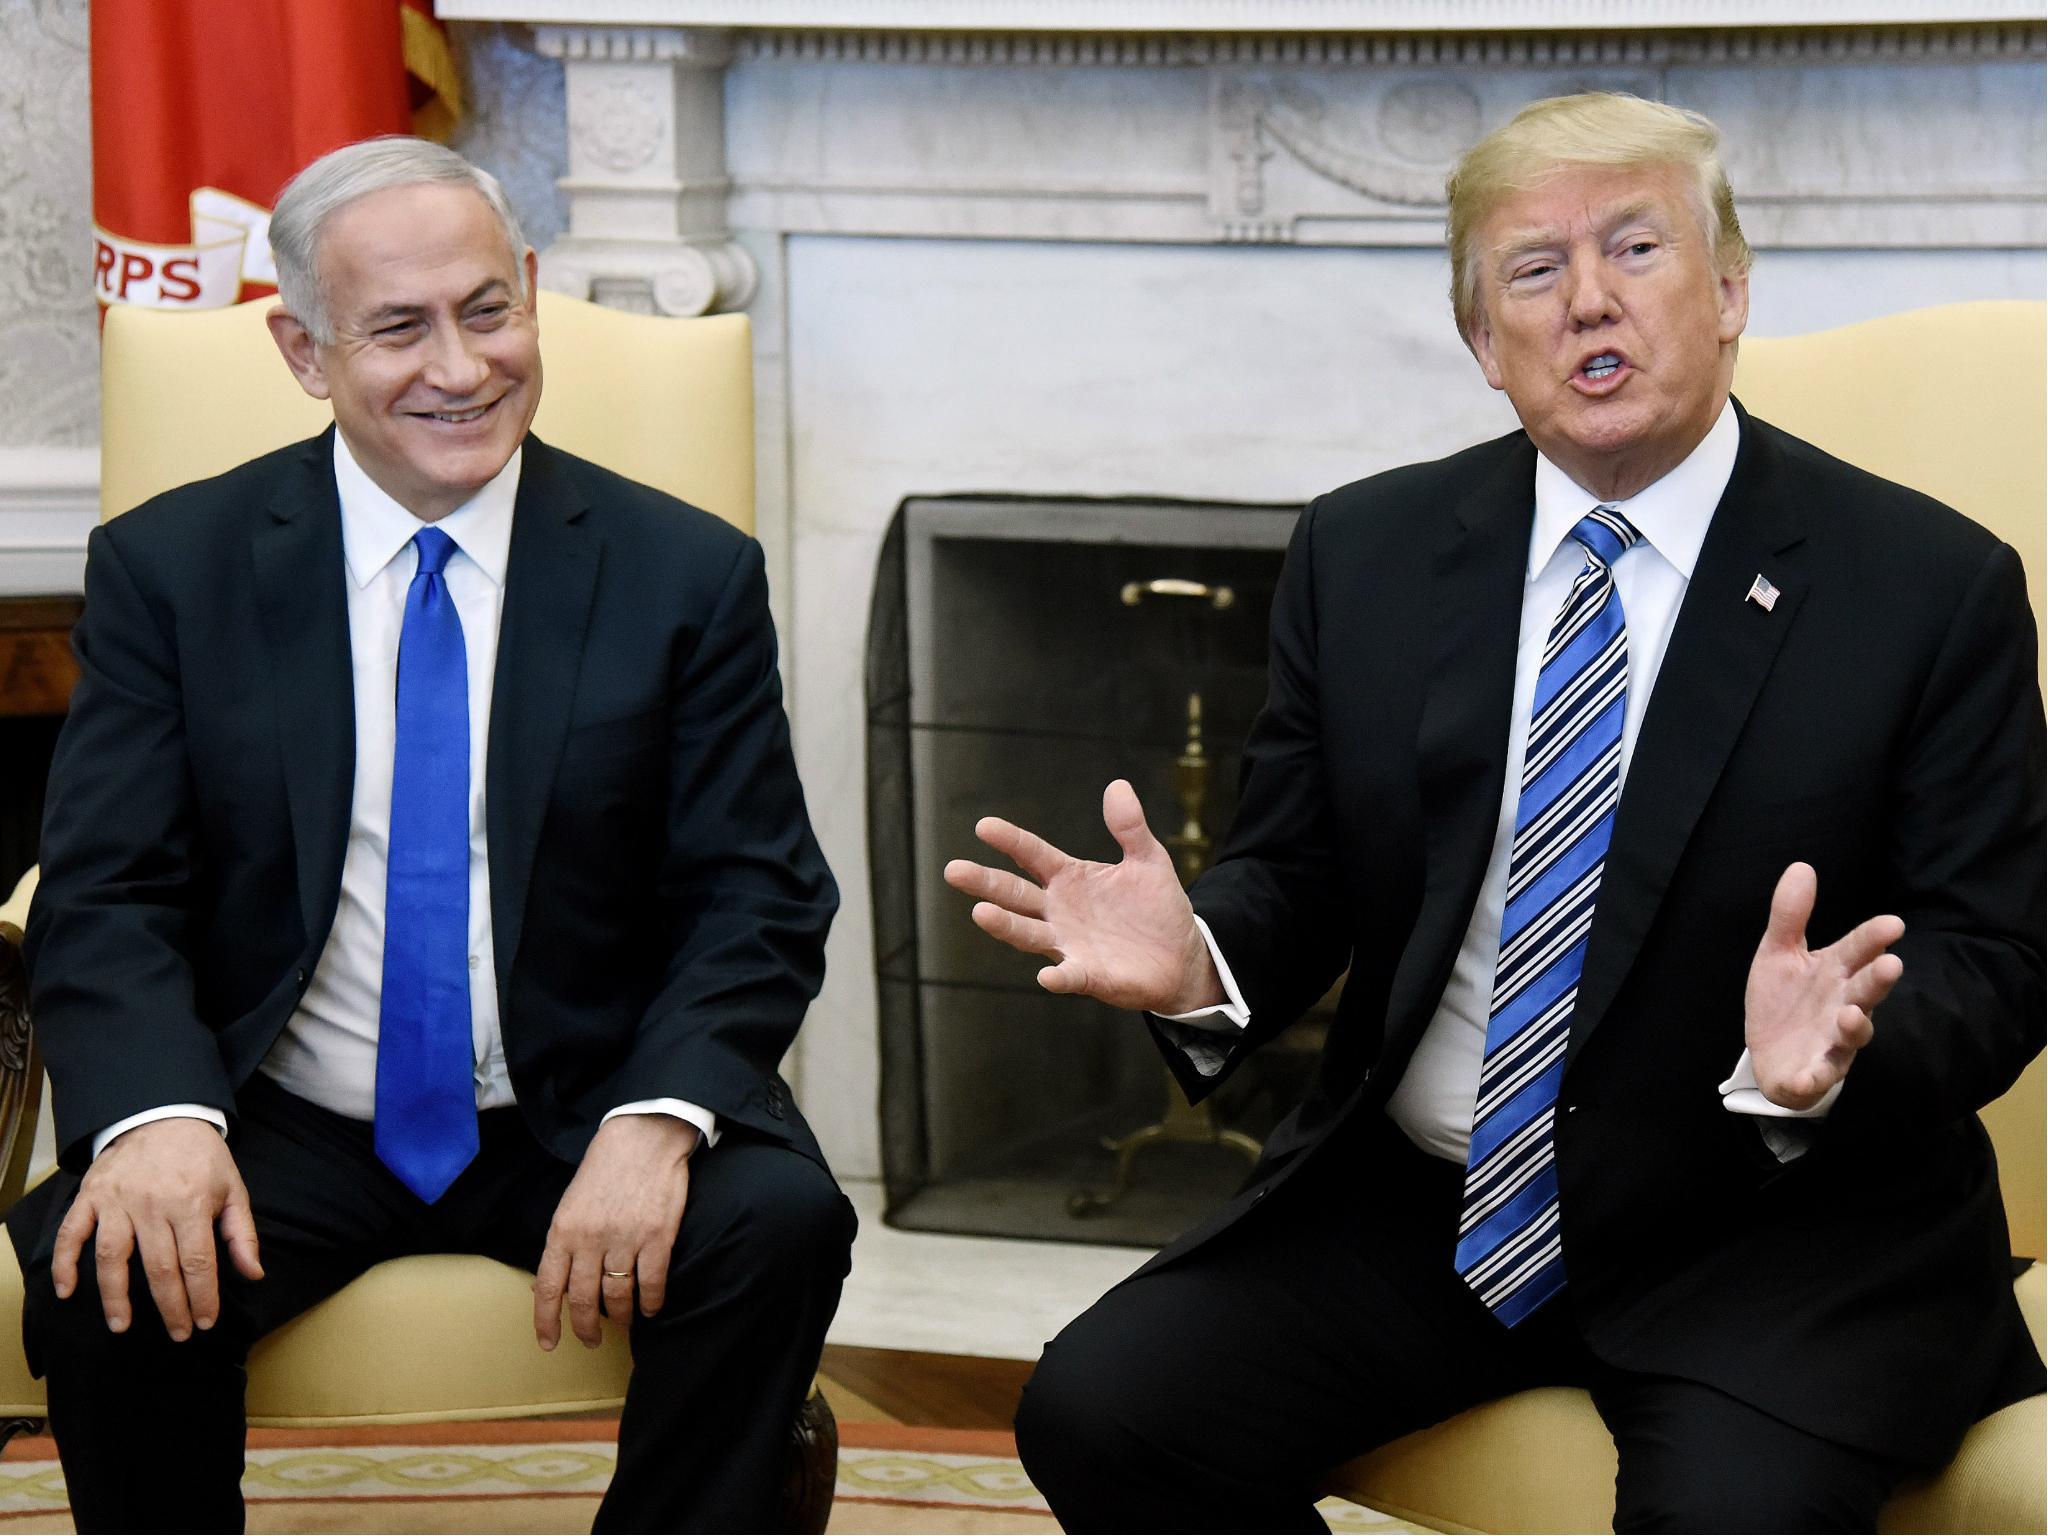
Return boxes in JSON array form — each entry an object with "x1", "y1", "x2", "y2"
[
  {"x1": 1493, "y1": 198, "x2": 1669, "y2": 268},
  {"x1": 359, "y1": 279, "x2": 513, "y2": 327}
]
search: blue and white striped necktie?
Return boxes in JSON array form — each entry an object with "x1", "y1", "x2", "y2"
[{"x1": 1456, "y1": 505, "x2": 1641, "y2": 1326}]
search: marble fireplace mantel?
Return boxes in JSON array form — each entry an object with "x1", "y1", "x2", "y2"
[
  {"x1": 440, "y1": 0, "x2": 2046, "y2": 321},
  {"x1": 444, "y1": 1, "x2": 2041, "y2": 30}
]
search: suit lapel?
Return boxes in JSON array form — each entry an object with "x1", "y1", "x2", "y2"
[
  {"x1": 1566, "y1": 404, "x2": 1809, "y2": 1065},
  {"x1": 1383, "y1": 438, "x2": 1536, "y2": 1048},
  {"x1": 252, "y1": 430, "x2": 355, "y2": 946},
  {"x1": 485, "y1": 438, "x2": 599, "y2": 996}
]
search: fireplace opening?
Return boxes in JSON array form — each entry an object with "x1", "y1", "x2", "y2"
[{"x1": 866, "y1": 494, "x2": 1334, "y2": 1248}]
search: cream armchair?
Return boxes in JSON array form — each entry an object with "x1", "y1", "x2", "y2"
[
  {"x1": 1324, "y1": 300, "x2": 2048, "y2": 1534},
  {"x1": 0, "y1": 292, "x2": 837, "y2": 1529}
]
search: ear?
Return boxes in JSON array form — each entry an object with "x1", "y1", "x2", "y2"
[
  {"x1": 523, "y1": 247, "x2": 540, "y2": 323},
  {"x1": 266, "y1": 306, "x2": 332, "y2": 401},
  {"x1": 1716, "y1": 263, "x2": 1750, "y2": 347},
  {"x1": 1469, "y1": 309, "x2": 1507, "y2": 393}
]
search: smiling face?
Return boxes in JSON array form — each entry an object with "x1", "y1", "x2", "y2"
[
  {"x1": 1466, "y1": 161, "x2": 1748, "y2": 503},
  {"x1": 267, "y1": 182, "x2": 541, "y2": 522}
]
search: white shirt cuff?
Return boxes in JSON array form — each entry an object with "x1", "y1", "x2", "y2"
[
  {"x1": 1155, "y1": 915, "x2": 1252, "y2": 1031},
  {"x1": 602, "y1": 1098, "x2": 720, "y2": 1150},
  {"x1": 91, "y1": 1104, "x2": 229, "y2": 1160},
  {"x1": 1717, "y1": 1050, "x2": 1843, "y2": 1119},
  {"x1": 1720, "y1": 1051, "x2": 1840, "y2": 1164}
]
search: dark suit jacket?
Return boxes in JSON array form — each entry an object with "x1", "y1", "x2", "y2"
[
  {"x1": 21, "y1": 429, "x2": 837, "y2": 1183},
  {"x1": 1150, "y1": 401, "x2": 2044, "y2": 1463}
]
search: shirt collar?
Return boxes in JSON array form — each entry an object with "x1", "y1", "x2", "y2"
[
  {"x1": 332, "y1": 429, "x2": 521, "y2": 591},
  {"x1": 1528, "y1": 398, "x2": 1738, "y2": 582}
]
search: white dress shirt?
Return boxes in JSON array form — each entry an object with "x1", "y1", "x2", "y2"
[
  {"x1": 1170, "y1": 402, "x2": 1833, "y2": 1162},
  {"x1": 93, "y1": 432, "x2": 717, "y2": 1156}
]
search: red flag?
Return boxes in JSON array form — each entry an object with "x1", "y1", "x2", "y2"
[{"x1": 90, "y1": 0, "x2": 461, "y2": 313}]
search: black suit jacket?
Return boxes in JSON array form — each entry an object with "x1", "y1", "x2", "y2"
[
  {"x1": 22, "y1": 429, "x2": 836, "y2": 1179},
  {"x1": 1151, "y1": 402, "x2": 2044, "y2": 1463}
]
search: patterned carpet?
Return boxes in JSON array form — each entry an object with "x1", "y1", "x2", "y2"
[{"x1": 0, "y1": 1419, "x2": 1411, "y2": 1533}]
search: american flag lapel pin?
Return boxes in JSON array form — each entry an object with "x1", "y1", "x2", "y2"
[{"x1": 1746, "y1": 573, "x2": 1780, "y2": 612}]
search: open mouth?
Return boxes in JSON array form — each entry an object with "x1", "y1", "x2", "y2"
[{"x1": 1581, "y1": 353, "x2": 1622, "y2": 382}]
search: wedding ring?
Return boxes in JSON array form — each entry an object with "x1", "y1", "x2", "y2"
[{"x1": 603, "y1": 1269, "x2": 632, "y2": 1279}]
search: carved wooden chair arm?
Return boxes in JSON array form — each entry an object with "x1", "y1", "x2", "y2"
[{"x1": 0, "y1": 921, "x2": 42, "y2": 1217}]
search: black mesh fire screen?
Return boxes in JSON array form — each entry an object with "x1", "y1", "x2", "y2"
[{"x1": 866, "y1": 494, "x2": 1334, "y2": 1248}]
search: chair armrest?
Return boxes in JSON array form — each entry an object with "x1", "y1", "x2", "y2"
[
  {"x1": 0, "y1": 918, "x2": 43, "y2": 1214},
  {"x1": 0, "y1": 865, "x2": 33, "y2": 932}
]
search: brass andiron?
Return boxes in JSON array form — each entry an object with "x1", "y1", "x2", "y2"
[
  {"x1": 1163, "y1": 691, "x2": 1214, "y2": 882},
  {"x1": 1069, "y1": 689, "x2": 1262, "y2": 1217},
  {"x1": 1121, "y1": 578, "x2": 1235, "y2": 611}
]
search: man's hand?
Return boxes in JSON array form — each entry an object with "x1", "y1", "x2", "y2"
[
  {"x1": 533, "y1": 1114, "x2": 698, "y2": 1351},
  {"x1": 52, "y1": 1117, "x2": 263, "y2": 1341},
  {"x1": 942, "y1": 779, "x2": 1223, "y2": 1015},
  {"x1": 1745, "y1": 862, "x2": 1906, "y2": 1110}
]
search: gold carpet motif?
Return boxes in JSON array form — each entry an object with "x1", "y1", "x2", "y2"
[
  {"x1": 0, "y1": 1421, "x2": 1413, "y2": 1532},
  {"x1": 243, "y1": 1444, "x2": 618, "y2": 1499},
  {"x1": 837, "y1": 1445, "x2": 1047, "y2": 1511},
  {"x1": 0, "y1": 1437, "x2": 617, "y2": 1514}
]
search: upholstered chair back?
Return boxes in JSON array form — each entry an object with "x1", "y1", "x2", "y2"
[
  {"x1": 100, "y1": 290, "x2": 755, "y2": 531},
  {"x1": 1734, "y1": 300, "x2": 2047, "y2": 1260}
]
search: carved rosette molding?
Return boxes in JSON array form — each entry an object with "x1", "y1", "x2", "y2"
[
  {"x1": 1218, "y1": 74, "x2": 1485, "y2": 215},
  {"x1": 732, "y1": 21, "x2": 2044, "y2": 65},
  {"x1": 1211, "y1": 67, "x2": 1667, "y2": 240},
  {"x1": 532, "y1": 24, "x2": 758, "y2": 316}
]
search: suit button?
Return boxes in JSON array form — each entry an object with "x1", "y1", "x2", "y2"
[
  {"x1": 765, "y1": 1090, "x2": 785, "y2": 1121},
  {"x1": 1564, "y1": 1102, "x2": 1579, "y2": 1114}
]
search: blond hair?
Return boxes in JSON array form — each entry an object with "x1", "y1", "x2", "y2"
[{"x1": 1445, "y1": 93, "x2": 1752, "y2": 344}]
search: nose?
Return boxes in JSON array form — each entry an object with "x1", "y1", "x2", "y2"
[
  {"x1": 1566, "y1": 255, "x2": 1620, "y2": 329},
  {"x1": 422, "y1": 323, "x2": 491, "y2": 397}
]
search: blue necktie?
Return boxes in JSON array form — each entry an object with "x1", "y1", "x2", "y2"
[
  {"x1": 375, "y1": 527, "x2": 479, "y2": 1203},
  {"x1": 1456, "y1": 506, "x2": 1641, "y2": 1326}
]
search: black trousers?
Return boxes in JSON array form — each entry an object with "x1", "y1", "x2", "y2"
[
  {"x1": 13, "y1": 1075, "x2": 856, "y2": 1534},
  {"x1": 1016, "y1": 1112, "x2": 1918, "y2": 1535}
]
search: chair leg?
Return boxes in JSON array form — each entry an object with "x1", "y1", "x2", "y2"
[
  {"x1": 0, "y1": 1417, "x2": 43, "y2": 1454},
  {"x1": 781, "y1": 1387, "x2": 839, "y2": 1535}
]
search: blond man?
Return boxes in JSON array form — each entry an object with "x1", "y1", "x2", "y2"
[{"x1": 949, "y1": 93, "x2": 2043, "y2": 1531}]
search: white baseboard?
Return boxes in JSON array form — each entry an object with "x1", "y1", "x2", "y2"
[{"x1": 0, "y1": 447, "x2": 96, "y2": 597}]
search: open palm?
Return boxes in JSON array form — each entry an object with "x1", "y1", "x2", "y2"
[
  {"x1": 943, "y1": 779, "x2": 1220, "y2": 1015},
  {"x1": 1744, "y1": 862, "x2": 1905, "y2": 1110}
]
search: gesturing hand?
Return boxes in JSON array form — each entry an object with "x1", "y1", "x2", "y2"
[
  {"x1": 53, "y1": 1117, "x2": 263, "y2": 1340},
  {"x1": 533, "y1": 1113, "x2": 698, "y2": 1351},
  {"x1": 943, "y1": 779, "x2": 1223, "y2": 1016},
  {"x1": 1745, "y1": 862, "x2": 1905, "y2": 1111}
]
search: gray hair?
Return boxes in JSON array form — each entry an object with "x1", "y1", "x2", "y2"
[{"x1": 269, "y1": 136, "x2": 530, "y2": 343}]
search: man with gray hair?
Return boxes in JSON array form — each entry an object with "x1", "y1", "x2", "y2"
[
  {"x1": 950, "y1": 92, "x2": 2044, "y2": 1529},
  {"x1": 11, "y1": 135, "x2": 852, "y2": 1532}
]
